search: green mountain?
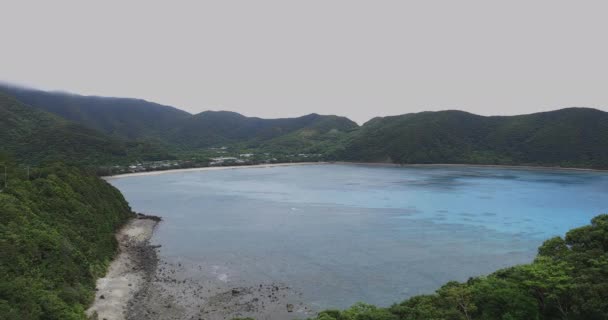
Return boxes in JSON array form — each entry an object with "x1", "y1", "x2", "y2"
[
  {"x1": 0, "y1": 93, "x2": 172, "y2": 165},
  {"x1": 3, "y1": 83, "x2": 608, "y2": 169},
  {"x1": 256, "y1": 114, "x2": 359, "y2": 155},
  {"x1": 1, "y1": 85, "x2": 358, "y2": 154},
  {"x1": 169, "y1": 111, "x2": 358, "y2": 150},
  {"x1": 340, "y1": 108, "x2": 608, "y2": 169},
  {"x1": 0, "y1": 161, "x2": 134, "y2": 319},
  {"x1": 0, "y1": 84, "x2": 191, "y2": 141}
]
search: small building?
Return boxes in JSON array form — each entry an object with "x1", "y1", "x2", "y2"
[{"x1": 209, "y1": 157, "x2": 239, "y2": 166}]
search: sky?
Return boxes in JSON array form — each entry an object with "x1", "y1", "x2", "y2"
[{"x1": 1, "y1": 0, "x2": 607, "y2": 124}]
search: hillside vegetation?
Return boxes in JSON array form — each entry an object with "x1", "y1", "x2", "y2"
[
  {"x1": 4, "y1": 84, "x2": 608, "y2": 169},
  {"x1": 340, "y1": 108, "x2": 608, "y2": 169},
  {"x1": 0, "y1": 93, "x2": 173, "y2": 165},
  {"x1": 0, "y1": 84, "x2": 191, "y2": 141},
  {"x1": 0, "y1": 85, "x2": 358, "y2": 154},
  {"x1": 0, "y1": 158, "x2": 134, "y2": 319},
  {"x1": 310, "y1": 214, "x2": 608, "y2": 320},
  {"x1": 171, "y1": 111, "x2": 357, "y2": 152}
]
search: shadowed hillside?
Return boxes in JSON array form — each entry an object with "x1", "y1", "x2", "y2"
[
  {"x1": 340, "y1": 108, "x2": 608, "y2": 169},
  {"x1": 3, "y1": 84, "x2": 608, "y2": 169},
  {"x1": 0, "y1": 85, "x2": 358, "y2": 154},
  {"x1": 0, "y1": 93, "x2": 173, "y2": 165},
  {"x1": 169, "y1": 111, "x2": 358, "y2": 150},
  {"x1": 0, "y1": 84, "x2": 191, "y2": 141}
]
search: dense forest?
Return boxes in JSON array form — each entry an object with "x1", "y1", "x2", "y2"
[
  {"x1": 0, "y1": 84, "x2": 357, "y2": 155},
  {"x1": 3, "y1": 84, "x2": 608, "y2": 169},
  {"x1": 309, "y1": 214, "x2": 608, "y2": 320},
  {"x1": 339, "y1": 108, "x2": 608, "y2": 169},
  {"x1": 169, "y1": 111, "x2": 357, "y2": 150},
  {"x1": 0, "y1": 156, "x2": 134, "y2": 319},
  {"x1": 0, "y1": 83, "x2": 191, "y2": 141},
  {"x1": 0, "y1": 92, "x2": 174, "y2": 165}
]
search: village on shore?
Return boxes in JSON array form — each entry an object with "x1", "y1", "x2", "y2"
[{"x1": 99, "y1": 146, "x2": 326, "y2": 175}]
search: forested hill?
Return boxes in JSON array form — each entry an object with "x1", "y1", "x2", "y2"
[
  {"x1": 340, "y1": 108, "x2": 608, "y2": 169},
  {"x1": 169, "y1": 111, "x2": 358, "y2": 149},
  {"x1": 3, "y1": 83, "x2": 608, "y2": 169},
  {"x1": 0, "y1": 159, "x2": 134, "y2": 319},
  {"x1": 310, "y1": 214, "x2": 608, "y2": 320},
  {"x1": 0, "y1": 84, "x2": 191, "y2": 141},
  {"x1": 0, "y1": 85, "x2": 358, "y2": 152},
  {"x1": 0, "y1": 93, "x2": 172, "y2": 165}
]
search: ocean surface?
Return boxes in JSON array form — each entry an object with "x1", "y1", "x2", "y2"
[{"x1": 108, "y1": 164, "x2": 608, "y2": 309}]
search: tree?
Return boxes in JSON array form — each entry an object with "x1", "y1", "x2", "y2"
[{"x1": 437, "y1": 281, "x2": 477, "y2": 320}]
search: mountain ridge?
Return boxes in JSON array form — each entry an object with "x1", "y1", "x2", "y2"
[
  {"x1": 2, "y1": 83, "x2": 608, "y2": 169},
  {"x1": 0, "y1": 92, "x2": 173, "y2": 165},
  {"x1": 0, "y1": 84, "x2": 358, "y2": 152},
  {"x1": 340, "y1": 107, "x2": 608, "y2": 168},
  {"x1": 0, "y1": 83, "x2": 192, "y2": 141}
]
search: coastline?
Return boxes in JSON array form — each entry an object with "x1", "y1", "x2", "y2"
[
  {"x1": 105, "y1": 161, "x2": 608, "y2": 180},
  {"x1": 104, "y1": 162, "x2": 328, "y2": 179},
  {"x1": 88, "y1": 214, "x2": 313, "y2": 320},
  {"x1": 93, "y1": 159, "x2": 607, "y2": 319},
  {"x1": 86, "y1": 215, "x2": 160, "y2": 320},
  {"x1": 334, "y1": 161, "x2": 608, "y2": 173}
]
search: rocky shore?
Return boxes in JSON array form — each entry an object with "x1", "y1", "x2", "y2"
[
  {"x1": 126, "y1": 257, "x2": 312, "y2": 320},
  {"x1": 87, "y1": 214, "x2": 160, "y2": 320},
  {"x1": 88, "y1": 213, "x2": 313, "y2": 320}
]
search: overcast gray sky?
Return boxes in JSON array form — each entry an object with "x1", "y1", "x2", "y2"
[{"x1": 2, "y1": 0, "x2": 607, "y2": 123}]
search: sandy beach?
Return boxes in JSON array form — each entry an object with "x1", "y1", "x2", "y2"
[
  {"x1": 104, "y1": 162, "x2": 328, "y2": 179},
  {"x1": 106, "y1": 161, "x2": 607, "y2": 181},
  {"x1": 87, "y1": 216, "x2": 159, "y2": 320}
]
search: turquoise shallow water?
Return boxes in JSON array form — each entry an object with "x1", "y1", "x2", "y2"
[{"x1": 109, "y1": 164, "x2": 608, "y2": 309}]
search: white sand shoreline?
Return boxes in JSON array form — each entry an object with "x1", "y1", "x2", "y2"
[
  {"x1": 104, "y1": 161, "x2": 607, "y2": 180},
  {"x1": 104, "y1": 162, "x2": 328, "y2": 179}
]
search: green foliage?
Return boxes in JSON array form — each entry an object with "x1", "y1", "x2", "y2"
[
  {"x1": 0, "y1": 83, "x2": 191, "y2": 141},
  {"x1": 169, "y1": 111, "x2": 358, "y2": 150},
  {"x1": 339, "y1": 109, "x2": 608, "y2": 169},
  {"x1": 311, "y1": 214, "x2": 608, "y2": 320},
  {"x1": 253, "y1": 115, "x2": 358, "y2": 156},
  {"x1": 0, "y1": 161, "x2": 134, "y2": 319},
  {"x1": 5, "y1": 85, "x2": 608, "y2": 169},
  {"x1": 1, "y1": 85, "x2": 358, "y2": 160},
  {"x1": 0, "y1": 92, "x2": 174, "y2": 166}
]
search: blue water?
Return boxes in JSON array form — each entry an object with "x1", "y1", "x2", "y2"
[{"x1": 108, "y1": 164, "x2": 608, "y2": 309}]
